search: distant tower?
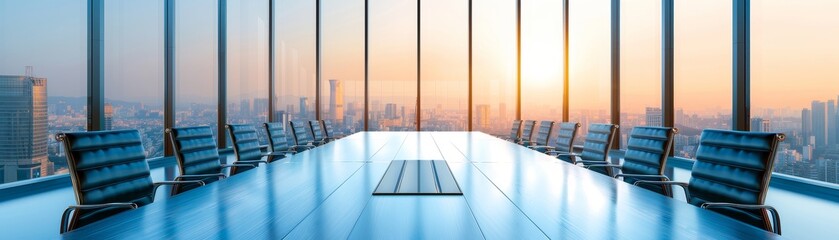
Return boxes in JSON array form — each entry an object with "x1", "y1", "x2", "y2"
[
  {"x1": 802, "y1": 108, "x2": 812, "y2": 140},
  {"x1": 750, "y1": 117, "x2": 769, "y2": 132},
  {"x1": 812, "y1": 101, "x2": 828, "y2": 147},
  {"x1": 829, "y1": 100, "x2": 837, "y2": 146},
  {"x1": 385, "y1": 103, "x2": 398, "y2": 119},
  {"x1": 645, "y1": 107, "x2": 662, "y2": 127},
  {"x1": 329, "y1": 79, "x2": 344, "y2": 123},
  {"x1": 104, "y1": 103, "x2": 114, "y2": 130},
  {"x1": 299, "y1": 97, "x2": 309, "y2": 119},
  {"x1": 476, "y1": 104, "x2": 490, "y2": 128},
  {"x1": 0, "y1": 74, "x2": 48, "y2": 183}
]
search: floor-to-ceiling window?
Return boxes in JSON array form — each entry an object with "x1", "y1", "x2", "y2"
[
  {"x1": 521, "y1": 0, "x2": 565, "y2": 136},
  {"x1": 472, "y1": 0, "x2": 517, "y2": 136},
  {"x1": 320, "y1": 0, "x2": 365, "y2": 135},
  {"x1": 0, "y1": 0, "x2": 87, "y2": 183},
  {"x1": 419, "y1": 0, "x2": 468, "y2": 131},
  {"x1": 228, "y1": 0, "x2": 269, "y2": 144},
  {"x1": 569, "y1": 0, "x2": 611, "y2": 143},
  {"x1": 673, "y1": 0, "x2": 731, "y2": 158},
  {"x1": 368, "y1": 0, "x2": 418, "y2": 131},
  {"x1": 619, "y1": 0, "x2": 661, "y2": 148},
  {"x1": 277, "y1": 0, "x2": 316, "y2": 129},
  {"x1": 752, "y1": 0, "x2": 839, "y2": 185},
  {"x1": 174, "y1": 0, "x2": 218, "y2": 139},
  {"x1": 104, "y1": 0, "x2": 165, "y2": 158}
]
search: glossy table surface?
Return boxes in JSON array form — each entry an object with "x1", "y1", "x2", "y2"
[{"x1": 62, "y1": 132, "x2": 781, "y2": 239}]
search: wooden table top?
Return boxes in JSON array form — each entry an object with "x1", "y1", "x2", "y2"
[{"x1": 62, "y1": 131, "x2": 780, "y2": 239}]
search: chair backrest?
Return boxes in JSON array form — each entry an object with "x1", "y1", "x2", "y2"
[
  {"x1": 533, "y1": 121, "x2": 555, "y2": 146},
  {"x1": 167, "y1": 126, "x2": 223, "y2": 176},
  {"x1": 612, "y1": 127, "x2": 677, "y2": 194},
  {"x1": 290, "y1": 120, "x2": 314, "y2": 145},
  {"x1": 521, "y1": 120, "x2": 537, "y2": 142},
  {"x1": 323, "y1": 119, "x2": 337, "y2": 138},
  {"x1": 688, "y1": 129, "x2": 784, "y2": 231},
  {"x1": 309, "y1": 120, "x2": 326, "y2": 142},
  {"x1": 57, "y1": 130, "x2": 154, "y2": 230},
  {"x1": 553, "y1": 122, "x2": 580, "y2": 153},
  {"x1": 264, "y1": 122, "x2": 292, "y2": 153},
  {"x1": 509, "y1": 120, "x2": 523, "y2": 140},
  {"x1": 226, "y1": 124, "x2": 263, "y2": 162},
  {"x1": 575, "y1": 124, "x2": 618, "y2": 164}
]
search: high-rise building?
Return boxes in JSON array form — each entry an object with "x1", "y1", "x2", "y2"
[
  {"x1": 104, "y1": 103, "x2": 114, "y2": 130},
  {"x1": 812, "y1": 101, "x2": 828, "y2": 147},
  {"x1": 476, "y1": 104, "x2": 490, "y2": 128},
  {"x1": 802, "y1": 108, "x2": 812, "y2": 140},
  {"x1": 0, "y1": 75, "x2": 48, "y2": 183},
  {"x1": 299, "y1": 97, "x2": 308, "y2": 119},
  {"x1": 329, "y1": 79, "x2": 344, "y2": 123},
  {"x1": 385, "y1": 103, "x2": 398, "y2": 119},
  {"x1": 645, "y1": 107, "x2": 662, "y2": 127},
  {"x1": 750, "y1": 117, "x2": 770, "y2": 132},
  {"x1": 828, "y1": 100, "x2": 836, "y2": 146}
]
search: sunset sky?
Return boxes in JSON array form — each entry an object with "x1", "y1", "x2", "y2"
[{"x1": 1, "y1": 0, "x2": 837, "y2": 117}]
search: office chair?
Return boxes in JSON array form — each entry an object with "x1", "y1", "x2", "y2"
[
  {"x1": 550, "y1": 124, "x2": 618, "y2": 168},
  {"x1": 264, "y1": 122, "x2": 302, "y2": 156},
  {"x1": 518, "y1": 120, "x2": 537, "y2": 144},
  {"x1": 309, "y1": 120, "x2": 329, "y2": 145},
  {"x1": 290, "y1": 120, "x2": 319, "y2": 148},
  {"x1": 584, "y1": 126, "x2": 677, "y2": 195},
  {"x1": 521, "y1": 120, "x2": 555, "y2": 146},
  {"x1": 57, "y1": 130, "x2": 204, "y2": 233},
  {"x1": 529, "y1": 122, "x2": 580, "y2": 154},
  {"x1": 635, "y1": 129, "x2": 785, "y2": 234},
  {"x1": 166, "y1": 126, "x2": 259, "y2": 195},
  {"x1": 322, "y1": 119, "x2": 343, "y2": 141},
  {"x1": 506, "y1": 120, "x2": 523, "y2": 141},
  {"x1": 225, "y1": 124, "x2": 271, "y2": 173}
]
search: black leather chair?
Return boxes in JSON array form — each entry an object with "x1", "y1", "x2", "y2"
[
  {"x1": 57, "y1": 130, "x2": 203, "y2": 233},
  {"x1": 322, "y1": 119, "x2": 342, "y2": 141},
  {"x1": 290, "y1": 120, "x2": 318, "y2": 147},
  {"x1": 635, "y1": 129, "x2": 785, "y2": 234},
  {"x1": 264, "y1": 122, "x2": 304, "y2": 155},
  {"x1": 167, "y1": 126, "x2": 259, "y2": 194},
  {"x1": 506, "y1": 120, "x2": 523, "y2": 141},
  {"x1": 584, "y1": 127, "x2": 677, "y2": 195},
  {"x1": 226, "y1": 124, "x2": 271, "y2": 173},
  {"x1": 529, "y1": 122, "x2": 580, "y2": 154},
  {"x1": 550, "y1": 124, "x2": 618, "y2": 169},
  {"x1": 518, "y1": 120, "x2": 537, "y2": 144},
  {"x1": 309, "y1": 120, "x2": 329, "y2": 145},
  {"x1": 521, "y1": 120, "x2": 555, "y2": 146}
]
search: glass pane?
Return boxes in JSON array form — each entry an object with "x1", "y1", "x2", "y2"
[
  {"x1": 673, "y1": 0, "x2": 731, "y2": 158},
  {"x1": 104, "y1": 0, "x2": 165, "y2": 158},
  {"x1": 569, "y1": 0, "x2": 611, "y2": 143},
  {"x1": 420, "y1": 0, "x2": 468, "y2": 131},
  {"x1": 368, "y1": 0, "x2": 417, "y2": 131},
  {"x1": 473, "y1": 0, "x2": 516, "y2": 136},
  {"x1": 522, "y1": 0, "x2": 564, "y2": 131},
  {"x1": 228, "y1": 0, "x2": 269, "y2": 144},
  {"x1": 619, "y1": 0, "x2": 661, "y2": 148},
  {"x1": 0, "y1": 0, "x2": 87, "y2": 183},
  {"x1": 752, "y1": 0, "x2": 839, "y2": 185},
  {"x1": 175, "y1": 0, "x2": 218, "y2": 138},
  {"x1": 276, "y1": 0, "x2": 315, "y2": 129},
  {"x1": 321, "y1": 0, "x2": 364, "y2": 135}
]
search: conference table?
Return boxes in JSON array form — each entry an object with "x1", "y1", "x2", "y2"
[{"x1": 62, "y1": 132, "x2": 780, "y2": 239}]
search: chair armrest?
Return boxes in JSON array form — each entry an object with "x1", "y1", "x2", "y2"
[
  {"x1": 235, "y1": 160, "x2": 269, "y2": 165},
  {"x1": 263, "y1": 151, "x2": 294, "y2": 156},
  {"x1": 61, "y1": 203, "x2": 138, "y2": 233},
  {"x1": 527, "y1": 145, "x2": 552, "y2": 149},
  {"x1": 291, "y1": 145, "x2": 314, "y2": 150},
  {"x1": 152, "y1": 180, "x2": 205, "y2": 198},
  {"x1": 614, "y1": 173, "x2": 670, "y2": 181},
  {"x1": 701, "y1": 203, "x2": 782, "y2": 235},
  {"x1": 578, "y1": 160, "x2": 609, "y2": 165},
  {"x1": 634, "y1": 180, "x2": 690, "y2": 199},
  {"x1": 221, "y1": 163, "x2": 258, "y2": 168},
  {"x1": 175, "y1": 173, "x2": 226, "y2": 181}
]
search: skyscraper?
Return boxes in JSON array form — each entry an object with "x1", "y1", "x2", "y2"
[
  {"x1": 645, "y1": 107, "x2": 662, "y2": 127},
  {"x1": 476, "y1": 104, "x2": 490, "y2": 128},
  {"x1": 104, "y1": 103, "x2": 114, "y2": 130},
  {"x1": 828, "y1": 100, "x2": 836, "y2": 146},
  {"x1": 802, "y1": 108, "x2": 812, "y2": 140},
  {"x1": 329, "y1": 79, "x2": 344, "y2": 123},
  {"x1": 299, "y1": 97, "x2": 308, "y2": 119},
  {"x1": 385, "y1": 103, "x2": 398, "y2": 119},
  {"x1": 0, "y1": 75, "x2": 48, "y2": 183},
  {"x1": 750, "y1": 118, "x2": 770, "y2": 132},
  {"x1": 812, "y1": 101, "x2": 828, "y2": 147}
]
